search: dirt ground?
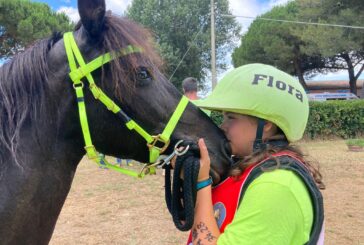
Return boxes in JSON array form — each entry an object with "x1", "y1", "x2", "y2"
[{"x1": 50, "y1": 140, "x2": 364, "y2": 245}]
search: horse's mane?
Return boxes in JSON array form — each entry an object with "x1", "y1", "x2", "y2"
[
  {"x1": 0, "y1": 33, "x2": 60, "y2": 163},
  {"x1": 0, "y1": 13, "x2": 164, "y2": 164}
]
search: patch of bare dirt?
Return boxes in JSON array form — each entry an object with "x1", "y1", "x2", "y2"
[{"x1": 50, "y1": 140, "x2": 364, "y2": 244}]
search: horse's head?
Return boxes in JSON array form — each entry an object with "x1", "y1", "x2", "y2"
[{"x1": 47, "y1": 0, "x2": 231, "y2": 182}]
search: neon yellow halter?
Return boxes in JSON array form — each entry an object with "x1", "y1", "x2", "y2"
[{"x1": 63, "y1": 32, "x2": 189, "y2": 178}]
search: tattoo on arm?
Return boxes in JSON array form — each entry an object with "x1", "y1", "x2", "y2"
[
  {"x1": 192, "y1": 228, "x2": 198, "y2": 240},
  {"x1": 192, "y1": 222, "x2": 217, "y2": 244},
  {"x1": 197, "y1": 222, "x2": 208, "y2": 233},
  {"x1": 205, "y1": 232, "x2": 216, "y2": 242}
]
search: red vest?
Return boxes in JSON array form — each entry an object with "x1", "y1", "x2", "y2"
[{"x1": 187, "y1": 151, "x2": 306, "y2": 244}]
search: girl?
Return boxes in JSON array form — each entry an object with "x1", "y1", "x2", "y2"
[{"x1": 188, "y1": 64, "x2": 325, "y2": 245}]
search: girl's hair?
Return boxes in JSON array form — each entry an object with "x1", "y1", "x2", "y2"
[{"x1": 229, "y1": 133, "x2": 326, "y2": 190}]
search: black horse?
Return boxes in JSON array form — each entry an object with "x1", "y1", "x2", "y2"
[{"x1": 0, "y1": 0, "x2": 231, "y2": 244}]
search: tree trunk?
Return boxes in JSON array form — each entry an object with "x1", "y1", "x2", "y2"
[
  {"x1": 292, "y1": 56, "x2": 308, "y2": 91},
  {"x1": 341, "y1": 53, "x2": 358, "y2": 95},
  {"x1": 354, "y1": 63, "x2": 364, "y2": 81}
]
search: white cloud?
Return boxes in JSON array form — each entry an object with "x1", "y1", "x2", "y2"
[
  {"x1": 227, "y1": 0, "x2": 293, "y2": 34},
  {"x1": 220, "y1": 0, "x2": 271, "y2": 81},
  {"x1": 105, "y1": 0, "x2": 132, "y2": 15},
  {"x1": 267, "y1": 0, "x2": 292, "y2": 9},
  {"x1": 57, "y1": 0, "x2": 132, "y2": 23},
  {"x1": 310, "y1": 71, "x2": 349, "y2": 81},
  {"x1": 310, "y1": 64, "x2": 364, "y2": 81},
  {"x1": 57, "y1": 6, "x2": 79, "y2": 23},
  {"x1": 228, "y1": 0, "x2": 262, "y2": 33}
]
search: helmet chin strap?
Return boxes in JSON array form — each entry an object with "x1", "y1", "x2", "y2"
[
  {"x1": 253, "y1": 118, "x2": 266, "y2": 151},
  {"x1": 253, "y1": 119, "x2": 289, "y2": 151}
]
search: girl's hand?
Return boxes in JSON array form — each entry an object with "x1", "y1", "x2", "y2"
[
  {"x1": 198, "y1": 138, "x2": 211, "y2": 182},
  {"x1": 170, "y1": 139, "x2": 210, "y2": 181}
]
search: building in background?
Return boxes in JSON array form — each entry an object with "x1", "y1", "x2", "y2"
[{"x1": 306, "y1": 80, "x2": 364, "y2": 100}]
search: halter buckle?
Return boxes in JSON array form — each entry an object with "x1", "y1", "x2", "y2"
[
  {"x1": 147, "y1": 134, "x2": 170, "y2": 154},
  {"x1": 73, "y1": 81, "x2": 84, "y2": 89},
  {"x1": 139, "y1": 164, "x2": 157, "y2": 177},
  {"x1": 89, "y1": 83, "x2": 102, "y2": 99}
]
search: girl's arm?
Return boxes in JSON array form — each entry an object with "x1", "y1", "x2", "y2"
[{"x1": 191, "y1": 139, "x2": 220, "y2": 245}]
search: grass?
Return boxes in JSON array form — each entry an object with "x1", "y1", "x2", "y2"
[{"x1": 346, "y1": 138, "x2": 364, "y2": 147}]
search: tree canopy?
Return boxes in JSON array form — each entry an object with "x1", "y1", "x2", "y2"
[
  {"x1": 232, "y1": 0, "x2": 364, "y2": 94},
  {"x1": 127, "y1": 0, "x2": 241, "y2": 89},
  {"x1": 0, "y1": 0, "x2": 73, "y2": 59}
]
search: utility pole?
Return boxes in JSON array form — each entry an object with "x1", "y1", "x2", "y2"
[{"x1": 211, "y1": 0, "x2": 217, "y2": 89}]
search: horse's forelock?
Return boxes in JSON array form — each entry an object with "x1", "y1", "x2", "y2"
[{"x1": 100, "y1": 15, "x2": 165, "y2": 101}]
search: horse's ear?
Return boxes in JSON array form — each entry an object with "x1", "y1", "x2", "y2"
[{"x1": 78, "y1": 0, "x2": 106, "y2": 38}]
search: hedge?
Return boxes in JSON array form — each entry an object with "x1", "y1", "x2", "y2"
[
  {"x1": 346, "y1": 138, "x2": 364, "y2": 147},
  {"x1": 306, "y1": 100, "x2": 364, "y2": 139},
  {"x1": 210, "y1": 100, "x2": 364, "y2": 139}
]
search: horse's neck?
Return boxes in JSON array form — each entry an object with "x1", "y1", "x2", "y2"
[{"x1": 0, "y1": 96, "x2": 85, "y2": 244}]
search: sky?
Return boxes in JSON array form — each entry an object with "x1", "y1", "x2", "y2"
[
  {"x1": 34, "y1": 0, "x2": 295, "y2": 33},
  {"x1": 6, "y1": 0, "x2": 364, "y2": 81}
]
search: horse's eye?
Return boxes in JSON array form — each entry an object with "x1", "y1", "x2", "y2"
[
  {"x1": 136, "y1": 67, "x2": 152, "y2": 86},
  {"x1": 137, "y1": 70, "x2": 149, "y2": 80}
]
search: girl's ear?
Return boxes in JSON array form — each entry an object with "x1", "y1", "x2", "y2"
[{"x1": 263, "y1": 121, "x2": 277, "y2": 135}]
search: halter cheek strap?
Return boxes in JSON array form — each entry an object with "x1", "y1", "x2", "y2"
[{"x1": 63, "y1": 32, "x2": 189, "y2": 177}]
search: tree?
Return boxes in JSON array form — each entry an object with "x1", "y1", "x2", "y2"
[
  {"x1": 126, "y1": 0, "x2": 241, "y2": 89},
  {"x1": 232, "y1": 0, "x2": 364, "y2": 95},
  {"x1": 296, "y1": 0, "x2": 364, "y2": 95},
  {"x1": 232, "y1": 2, "x2": 328, "y2": 90},
  {"x1": 0, "y1": 0, "x2": 73, "y2": 59}
]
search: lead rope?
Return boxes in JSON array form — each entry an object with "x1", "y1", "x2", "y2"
[{"x1": 165, "y1": 142, "x2": 200, "y2": 231}]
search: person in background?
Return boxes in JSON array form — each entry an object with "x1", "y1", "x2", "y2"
[
  {"x1": 116, "y1": 158, "x2": 133, "y2": 166},
  {"x1": 182, "y1": 77, "x2": 211, "y2": 116},
  {"x1": 182, "y1": 77, "x2": 199, "y2": 100}
]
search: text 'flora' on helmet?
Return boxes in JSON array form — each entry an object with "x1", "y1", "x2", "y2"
[{"x1": 194, "y1": 63, "x2": 309, "y2": 142}]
